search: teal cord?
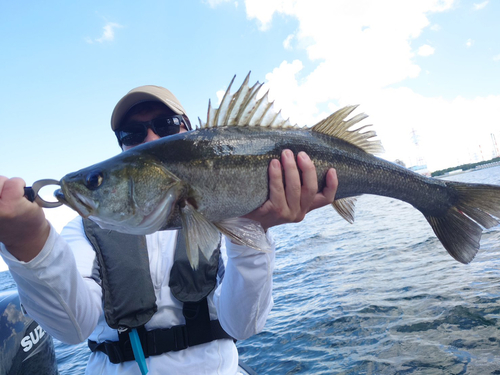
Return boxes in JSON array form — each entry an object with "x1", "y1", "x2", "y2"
[{"x1": 129, "y1": 328, "x2": 148, "y2": 374}]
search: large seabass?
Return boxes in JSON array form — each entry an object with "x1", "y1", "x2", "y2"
[{"x1": 56, "y1": 73, "x2": 500, "y2": 269}]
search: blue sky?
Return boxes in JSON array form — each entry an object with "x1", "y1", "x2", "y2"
[{"x1": 1, "y1": 0, "x2": 500, "y2": 269}]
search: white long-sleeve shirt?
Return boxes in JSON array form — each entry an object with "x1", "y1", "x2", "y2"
[{"x1": 0, "y1": 217, "x2": 275, "y2": 374}]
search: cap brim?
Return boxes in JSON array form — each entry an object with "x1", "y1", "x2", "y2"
[{"x1": 111, "y1": 86, "x2": 186, "y2": 130}]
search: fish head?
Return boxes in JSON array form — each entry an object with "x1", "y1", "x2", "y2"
[{"x1": 56, "y1": 153, "x2": 184, "y2": 234}]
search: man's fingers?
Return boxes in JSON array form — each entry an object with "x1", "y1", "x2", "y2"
[
  {"x1": 309, "y1": 168, "x2": 338, "y2": 211},
  {"x1": 0, "y1": 177, "x2": 25, "y2": 201},
  {"x1": 297, "y1": 152, "x2": 318, "y2": 212},
  {"x1": 267, "y1": 158, "x2": 286, "y2": 211},
  {"x1": 281, "y1": 150, "x2": 301, "y2": 212},
  {"x1": 323, "y1": 168, "x2": 338, "y2": 201}
]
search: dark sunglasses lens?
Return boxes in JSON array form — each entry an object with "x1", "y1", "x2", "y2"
[
  {"x1": 153, "y1": 117, "x2": 181, "y2": 137},
  {"x1": 118, "y1": 125, "x2": 147, "y2": 146}
]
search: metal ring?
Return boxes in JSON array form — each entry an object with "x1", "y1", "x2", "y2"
[{"x1": 31, "y1": 179, "x2": 63, "y2": 208}]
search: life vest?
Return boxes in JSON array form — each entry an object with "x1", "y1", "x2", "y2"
[{"x1": 83, "y1": 218, "x2": 233, "y2": 363}]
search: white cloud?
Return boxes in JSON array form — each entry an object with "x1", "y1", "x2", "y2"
[
  {"x1": 430, "y1": 24, "x2": 441, "y2": 31},
  {"x1": 244, "y1": 0, "x2": 452, "y2": 101},
  {"x1": 418, "y1": 44, "x2": 435, "y2": 56},
  {"x1": 244, "y1": 0, "x2": 288, "y2": 30},
  {"x1": 86, "y1": 22, "x2": 123, "y2": 44},
  {"x1": 234, "y1": 0, "x2": 500, "y2": 170},
  {"x1": 258, "y1": 59, "x2": 500, "y2": 170},
  {"x1": 473, "y1": 1, "x2": 489, "y2": 10},
  {"x1": 3, "y1": 302, "x2": 24, "y2": 323},
  {"x1": 243, "y1": 0, "x2": 453, "y2": 109},
  {"x1": 215, "y1": 89, "x2": 226, "y2": 105},
  {"x1": 263, "y1": 60, "x2": 315, "y2": 124},
  {"x1": 96, "y1": 22, "x2": 122, "y2": 43},
  {"x1": 205, "y1": 0, "x2": 236, "y2": 7},
  {"x1": 466, "y1": 38, "x2": 474, "y2": 48},
  {"x1": 493, "y1": 54, "x2": 500, "y2": 62},
  {"x1": 283, "y1": 34, "x2": 293, "y2": 50}
]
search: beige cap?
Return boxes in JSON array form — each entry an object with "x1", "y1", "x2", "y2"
[{"x1": 111, "y1": 85, "x2": 187, "y2": 130}]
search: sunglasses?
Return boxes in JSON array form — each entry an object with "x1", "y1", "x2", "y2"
[{"x1": 116, "y1": 115, "x2": 184, "y2": 146}]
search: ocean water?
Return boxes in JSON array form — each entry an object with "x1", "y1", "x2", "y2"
[{"x1": 2, "y1": 166, "x2": 500, "y2": 374}]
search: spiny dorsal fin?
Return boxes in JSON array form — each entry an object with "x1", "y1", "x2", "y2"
[
  {"x1": 198, "y1": 72, "x2": 294, "y2": 129},
  {"x1": 198, "y1": 73, "x2": 384, "y2": 156},
  {"x1": 312, "y1": 106, "x2": 384, "y2": 154}
]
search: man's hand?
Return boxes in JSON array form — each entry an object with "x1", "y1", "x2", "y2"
[
  {"x1": 0, "y1": 176, "x2": 50, "y2": 262},
  {"x1": 244, "y1": 150, "x2": 338, "y2": 231}
]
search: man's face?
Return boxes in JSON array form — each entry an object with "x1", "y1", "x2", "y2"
[{"x1": 122, "y1": 107, "x2": 189, "y2": 151}]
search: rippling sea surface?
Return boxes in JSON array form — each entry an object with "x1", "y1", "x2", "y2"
[{"x1": 2, "y1": 166, "x2": 500, "y2": 374}]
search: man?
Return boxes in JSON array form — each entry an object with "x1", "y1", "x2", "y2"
[{"x1": 0, "y1": 84, "x2": 338, "y2": 374}]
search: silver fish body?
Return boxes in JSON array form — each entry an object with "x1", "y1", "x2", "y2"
[
  {"x1": 126, "y1": 126, "x2": 453, "y2": 221},
  {"x1": 57, "y1": 74, "x2": 500, "y2": 268}
]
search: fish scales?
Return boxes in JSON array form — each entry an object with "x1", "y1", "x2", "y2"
[
  {"x1": 56, "y1": 73, "x2": 500, "y2": 268},
  {"x1": 150, "y1": 127, "x2": 455, "y2": 219}
]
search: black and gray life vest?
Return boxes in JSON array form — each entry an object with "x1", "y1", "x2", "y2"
[{"x1": 83, "y1": 219, "x2": 233, "y2": 363}]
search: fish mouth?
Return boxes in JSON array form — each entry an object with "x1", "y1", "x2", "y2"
[
  {"x1": 54, "y1": 189, "x2": 67, "y2": 205},
  {"x1": 55, "y1": 187, "x2": 96, "y2": 218}
]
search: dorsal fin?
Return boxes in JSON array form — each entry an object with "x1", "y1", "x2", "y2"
[
  {"x1": 311, "y1": 106, "x2": 384, "y2": 154},
  {"x1": 198, "y1": 73, "x2": 384, "y2": 155},
  {"x1": 198, "y1": 72, "x2": 294, "y2": 129}
]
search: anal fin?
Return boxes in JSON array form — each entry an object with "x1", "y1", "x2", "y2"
[{"x1": 333, "y1": 197, "x2": 359, "y2": 224}]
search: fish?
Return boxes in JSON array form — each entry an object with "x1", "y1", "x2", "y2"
[{"x1": 56, "y1": 73, "x2": 500, "y2": 269}]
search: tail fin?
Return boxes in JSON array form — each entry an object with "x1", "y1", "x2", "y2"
[{"x1": 425, "y1": 182, "x2": 500, "y2": 264}]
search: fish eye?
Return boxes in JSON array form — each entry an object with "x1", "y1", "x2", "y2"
[{"x1": 85, "y1": 171, "x2": 103, "y2": 190}]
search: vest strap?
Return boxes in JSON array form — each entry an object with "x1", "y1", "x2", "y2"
[{"x1": 88, "y1": 298, "x2": 234, "y2": 364}]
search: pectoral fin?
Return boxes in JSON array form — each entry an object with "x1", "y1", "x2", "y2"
[{"x1": 180, "y1": 203, "x2": 221, "y2": 270}]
